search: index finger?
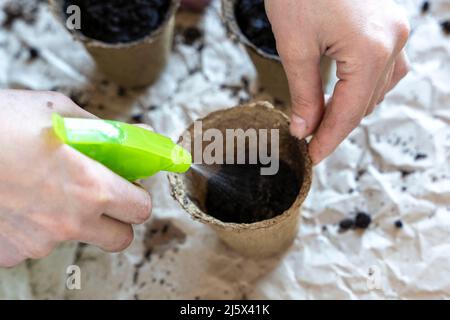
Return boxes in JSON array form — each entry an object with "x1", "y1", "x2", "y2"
[
  {"x1": 80, "y1": 150, "x2": 153, "y2": 225},
  {"x1": 308, "y1": 62, "x2": 381, "y2": 164}
]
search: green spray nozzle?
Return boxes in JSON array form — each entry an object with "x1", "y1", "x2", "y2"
[{"x1": 52, "y1": 114, "x2": 192, "y2": 181}]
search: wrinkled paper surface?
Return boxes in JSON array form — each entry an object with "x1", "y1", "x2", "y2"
[{"x1": 1, "y1": 0, "x2": 450, "y2": 299}]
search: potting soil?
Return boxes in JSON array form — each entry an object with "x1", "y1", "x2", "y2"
[
  {"x1": 235, "y1": 0, "x2": 277, "y2": 56},
  {"x1": 205, "y1": 161, "x2": 300, "y2": 223},
  {"x1": 64, "y1": 0, "x2": 171, "y2": 43}
]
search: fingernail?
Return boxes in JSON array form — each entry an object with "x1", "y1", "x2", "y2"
[{"x1": 290, "y1": 114, "x2": 307, "y2": 139}]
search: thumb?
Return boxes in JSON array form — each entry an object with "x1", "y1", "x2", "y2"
[{"x1": 265, "y1": 2, "x2": 324, "y2": 139}]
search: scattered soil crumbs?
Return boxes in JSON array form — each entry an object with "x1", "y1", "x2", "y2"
[
  {"x1": 64, "y1": 0, "x2": 171, "y2": 43},
  {"x1": 205, "y1": 161, "x2": 301, "y2": 223},
  {"x1": 374, "y1": 134, "x2": 432, "y2": 162},
  {"x1": 182, "y1": 26, "x2": 203, "y2": 45},
  {"x1": 339, "y1": 212, "x2": 372, "y2": 232},
  {"x1": 2, "y1": 0, "x2": 38, "y2": 29},
  {"x1": 28, "y1": 47, "x2": 39, "y2": 61},
  {"x1": 401, "y1": 170, "x2": 413, "y2": 178},
  {"x1": 441, "y1": 20, "x2": 450, "y2": 35},
  {"x1": 355, "y1": 169, "x2": 367, "y2": 181},
  {"x1": 354, "y1": 212, "x2": 372, "y2": 229},
  {"x1": 421, "y1": 1, "x2": 430, "y2": 14},
  {"x1": 130, "y1": 113, "x2": 144, "y2": 123},
  {"x1": 143, "y1": 219, "x2": 186, "y2": 257},
  {"x1": 339, "y1": 218, "x2": 354, "y2": 232},
  {"x1": 133, "y1": 219, "x2": 186, "y2": 285},
  {"x1": 117, "y1": 86, "x2": 127, "y2": 97},
  {"x1": 235, "y1": 0, "x2": 277, "y2": 56},
  {"x1": 415, "y1": 153, "x2": 428, "y2": 161}
]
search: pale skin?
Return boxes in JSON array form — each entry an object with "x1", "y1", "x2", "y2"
[
  {"x1": 0, "y1": 90, "x2": 152, "y2": 267},
  {"x1": 265, "y1": 0, "x2": 410, "y2": 164},
  {"x1": 0, "y1": 0, "x2": 409, "y2": 267}
]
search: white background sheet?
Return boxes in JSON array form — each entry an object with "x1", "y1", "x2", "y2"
[{"x1": 0, "y1": 0, "x2": 449, "y2": 299}]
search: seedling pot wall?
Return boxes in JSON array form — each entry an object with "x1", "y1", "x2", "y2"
[
  {"x1": 50, "y1": 0, "x2": 179, "y2": 87},
  {"x1": 222, "y1": 0, "x2": 332, "y2": 108},
  {"x1": 168, "y1": 101, "x2": 313, "y2": 258}
]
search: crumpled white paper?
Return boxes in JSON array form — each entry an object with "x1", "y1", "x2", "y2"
[{"x1": 1, "y1": 0, "x2": 450, "y2": 300}]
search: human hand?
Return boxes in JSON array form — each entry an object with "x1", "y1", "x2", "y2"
[
  {"x1": 266, "y1": 0, "x2": 410, "y2": 164},
  {"x1": 0, "y1": 90, "x2": 152, "y2": 267}
]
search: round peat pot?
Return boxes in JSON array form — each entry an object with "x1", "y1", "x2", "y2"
[
  {"x1": 168, "y1": 101, "x2": 312, "y2": 258},
  {"x1": 222, "y1": 0, "x2": 332, "y2": 109},
  {"x1": 50, "y1": 0, "x2": 180, "y2": 87}
]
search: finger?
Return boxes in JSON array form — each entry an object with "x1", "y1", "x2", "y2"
[
  {"x1": 78, "y1": 153, "x2": 152, "y2": 225},
  {"x1": 55, "y1": 119, "x2": 152, "y2": 225},
  {"x1": 309, "y1": 62, "x2": 381, "y2": 164},
  {"x1": 366, "y1": 63, "x2": 395, "y2": 115},
  {"x1": 47, "y1": 95, "x2": 152, "y2": 225},
  {"x1": 374, "y1": 65, "x2": 394, "y2": 106},
  {"x1": 79, "y1": 215, "x2": 134, "y2": 252},
  {"x1": 364, "y1": 13, "x2": 410, "y2": 116},
  {"x1": 0, "y1": 235, "x2": 26, "y2": 268},
  {"x1": 385, "y1": 51, "x2": 410, "y2": 93},
  {"x1": 102, "y1": 171, "x2": 152, "y2": 225},
  {"x1": 369, "y1": 51, "x2": 409, "y2": 114},
  {"x1": 265, "y1": 2, "x2": 325, "y2": 139}
]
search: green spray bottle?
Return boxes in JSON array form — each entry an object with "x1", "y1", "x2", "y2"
[{"x1": 52, "y1": 114, "x2": 192, "y2": 181}]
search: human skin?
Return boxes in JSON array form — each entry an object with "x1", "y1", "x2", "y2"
[
  {"x1": 0, "y1": 90, "x2": 152, "y2": 268},
  {"x1": 0, "y1": 1, "x2": 408, "y2": 267},
  {"x1": 265, "y1": 0, "x2": 410, "y2": 164}
]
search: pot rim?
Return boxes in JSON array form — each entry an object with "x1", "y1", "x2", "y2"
[
  {"x1": 49, "y1": 0, "x2": 180, "y2": 49},
  {"x1": 168, "y1": 101, "x2": 313, "y2": 231},
  {"x1": 221, "y1": 0, "x2": 281, "y2": 62}
]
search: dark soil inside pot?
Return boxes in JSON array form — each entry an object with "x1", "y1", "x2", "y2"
[
  {"x1": 205, "y1": 160, "x2": 300, "y2": 223},
  {"x1": 64, "y1": 0, "x2": 171, "y2": 43},
  {"x1": 235, "y1": 0, "x2": 278, "y2": 56}
]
